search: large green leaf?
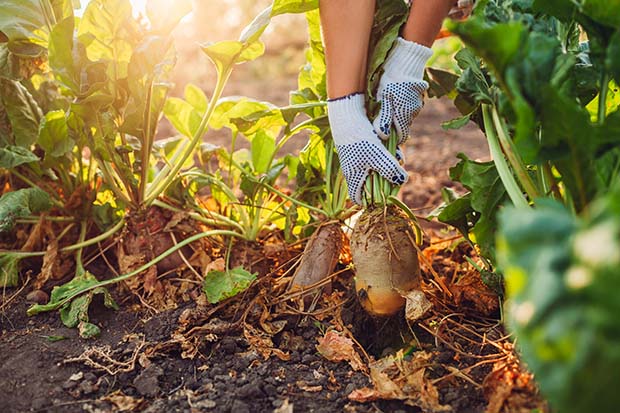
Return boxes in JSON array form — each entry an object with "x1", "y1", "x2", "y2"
[
  {"x1": 0, "y1": 188, "x2": 52, "y2": 233},
  {"x1": 428, "y1": 188, "x2": 475, "y2": 238},
  {"x1": 366, "y1": 0, "x2": 409, "y2": 108},
  {"x1": 210, "y1": 97, "x2": 278, "y2": 135},
  {"x1": 201, "y1": 40, "x2": 265, "y2": 76},
  {"x1": 39, "y1": 110, "x2": 74, "y2": 158},
  {"x1": 608, "y1": 30, "x2": 620, "y2": 86},
  {"x1": 0, "y1": 145, "x2": 39, "y2": 169},
  {"x1": 295, "y1": 10, "x2": 326, "y2": 101},
  {"x1": 0, "y1": 253, "x2": 21, "y2": 287},
  {"x1": 0, "y1": 77, "x2": 42, "y2": 146},
  {"x1": 0, "y1": 0, "x2": 51, "y2": 55},
  {"x1": 164, "y1": 97, "x2": 202, "y2": 138},
  {"x1": 77, "y1": 0, "x2": 134, "y2": 78},
  {"x1": 532, "y1": 0, "x2": 577, "y2": 22},
  {"x1": 251, "y1": 130, "x2": 276, "y2": 174},
  {"x1": 163, "y1": 84, "x2": 208, "y2": 138},
  {"x1": 48, "y1": 16, "x2": 77, "y2": 91},
  {"x1": 450, "y1": 153, "x2": 509, "y2": 261},
  {"x1": 203, "y1": 266, "x2": 257, "y2": 304},
  {"x1": 0, "y1": 0, "x2": 74, "y2": 55},
  {"x1": 451, "y1": 18, "x2": 525, "y2": 78},
  {"x1": 581, "y1": 0, "x2": 620, "y2": 28},
  {"x1": 498, "y1": 191, "x2": 620, "y2": 413},
  {"x1": 54, "y1": 272, "x2": 118, "y2": 338},
  {"x1": 184, "y1": 84, "x2": 208, "y2": 113},
  {"x1": 539, "y1": 86, "x2": 598, "y2": 211}
]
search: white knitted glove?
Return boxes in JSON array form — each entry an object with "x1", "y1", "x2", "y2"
[
  {"x1": 328, "y1": 93, "x2": 408, "y2": 205},
  {"x1": 373, "y1": 37, "x2": 433, "y2": 144}
]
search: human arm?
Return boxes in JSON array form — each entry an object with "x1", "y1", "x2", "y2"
[
  {"x1": 320, "y1": 0, "x2": 407, "y2": 204},
  {"x1": 374, "y1": 0, "x2": 458, "y2": 142}
]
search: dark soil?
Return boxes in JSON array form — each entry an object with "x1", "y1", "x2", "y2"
[{"x1": 1, "y1": 97, "x2": 541, "y2": 413}]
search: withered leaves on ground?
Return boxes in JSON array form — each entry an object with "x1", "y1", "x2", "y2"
[
  {"x1": 348, "y1": 351, "x2": 451, "y2": 412},
  {"x1": 316, "y1": 330, "x2": 365, "y2": 372},
  {"x1": 102, "y1": 390, "x2": 144, "y2": 412},
  {"x1": 483, "y1": 351, "x2": 545, "y2": 413},
  {"x1": 449, "y1": 270, "x2": 499, "y2": 316}
]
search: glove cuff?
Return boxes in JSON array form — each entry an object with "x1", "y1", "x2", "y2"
[
  {"x1": 383, "y1": 37, "x2": 433, "y2": 81},
  {"x1": 327, "y1": 92, "x2": 370, "y2": 146}
]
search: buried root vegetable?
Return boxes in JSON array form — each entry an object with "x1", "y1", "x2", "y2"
[{"x1": 288, "y1": 221, "x2": 346, "y2": 298}]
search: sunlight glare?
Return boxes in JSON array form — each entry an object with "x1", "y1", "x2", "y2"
[{"x1": 77, "y1": 0, "x2": 193, "y2": 24}]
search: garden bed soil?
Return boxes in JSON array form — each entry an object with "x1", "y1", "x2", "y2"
[{"x1": 1, "y1": 98, "x2": 545, "y2": 413}]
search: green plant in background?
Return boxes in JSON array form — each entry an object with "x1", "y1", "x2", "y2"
[
  {"x1": 430, "y1": 0, "x2": 620, "y2": 410},
  {"x1": 0, "y1": 0, "x2": 290, "y2": 335}
]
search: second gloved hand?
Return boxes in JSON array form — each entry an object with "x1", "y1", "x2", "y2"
[
  {"x1": 327, "y1": 93, "x2": 407, "y2": 205},
  {"x1": 374, "y1": 37, "x2": 433, "y2": 144}
]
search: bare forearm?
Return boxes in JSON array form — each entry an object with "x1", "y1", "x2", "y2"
[
  {"x1": 319, "y1": 0, "x2": 376, "y2": 98},
  {"x1": 401, "y1": 0, "x2": 456, "y2": 46}
]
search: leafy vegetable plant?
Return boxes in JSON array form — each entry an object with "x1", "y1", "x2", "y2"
[
  {"x1": 0, "y1": 0, "x2": 287, "y2": 335},
  {"x1": 430, "y1": 0, "x2": 620, "y2": 409}
]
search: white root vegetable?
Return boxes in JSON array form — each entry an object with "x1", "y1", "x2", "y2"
[{"x1": 351, "y1": 205, "x2": 422, "y2": 316}]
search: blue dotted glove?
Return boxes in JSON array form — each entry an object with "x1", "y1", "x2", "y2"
[
  {"x1": 327, "y1": 93, "x2": 407, "y2": 205},
  {"x1": 373, "y1": 38, "x2": 433, "y2": 144}
]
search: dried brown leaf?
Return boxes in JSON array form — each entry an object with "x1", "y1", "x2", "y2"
[
  {"x1": 35, "y1": 239, "x2": 72, "y2": 289},
  {"x1": 244, "y1": 325, "x2": 289, "y2": 361},
  {"x1": 483, "y1": 361, "x2": 543, "y2": 413},
  {"x1": 20, "y1": 218, "x2": 47, "y2": 252},
  {"x1": 205, "y1": 257, "x2": 225, "y2": 275},
  {"x1": 296, "y1": 380, "x2": 323, "y2": 393},
  {"x1": 142, "y1": 266, "x2": 159, "y2": 295},
  {"x1": 404, "y1": 289, "x2": 433, "y2": 322},
  {"x1": 316, "y1": 330, "x2": 365, "y2": 372},
  {"x1": 449, "y1": 273, "x2": 499, "y2": 316},
  {"x1": 349, "y1": 351, "x2": 451, "y2": 412},
  {"x1": 102, "y1": 390, "x2": 144, "y2": 411}
]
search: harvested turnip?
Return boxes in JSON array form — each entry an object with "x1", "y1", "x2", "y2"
[{"x1": 351, "y1": 205, "x2": 423, "y2": 316}]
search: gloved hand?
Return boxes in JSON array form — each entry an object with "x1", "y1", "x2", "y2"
[
  {"x1": 327, "y1": 92, "x2": 408, "y2": 205},
  {"x1": 373, "y1": 37, "x2": 433, "y2": 144}
]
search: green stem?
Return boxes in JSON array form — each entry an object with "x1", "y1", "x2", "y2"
[
  {"x1": 95, "y1": 115, "x2": 136, "y2": 205},
  {"x1": 324, "y1": 138, "x2": 335, "y2": 217},
  {"x1": 482, "y1": 104, "x2": 529, "y2": 209},
  {"x1": 16, "y1": 216, "x2": 75, "y2": 223},
  {"x1": 362, "y1": 130, "x2": 399, "y2": 208},
  {"x1": 11, "y1": 171, "x2": 64, "y2": 208},
  {"x1": 270, "y1": 113, "x2": 328, "y2": 166},
  {"x1": 182, "y1": 169, "x2": 252, "y2": 231},
  {"x1": 27, "y1": 229, "x2": 242, "y2": 315},
  {"x1": 598, "y1": 72, "x2": 609, "y2": 125},
  {"x1": 257, "y1": 180, "x2": 327, "y2": 216},
  {"x1": 3, "y1": 218, "x2": 125, "y2": 258},
  {"x1": 98, "y1": 160, "x2": 132, "y2": 205},
  {"x1": 151, "y1": 199, "x2": 245, "y2": 233},
  {"x1": 145, "y1": 67, "x2": 234, "y2": 206},
  {"x1": 74, "y1": 220, "x2": 88, "y2": 276},
  {"x1": 139, "y1": 80, "x2": 155, "y2": 204},
  {"x1": 490, "y1": 106, "x2": 541, "y2": 201}
]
